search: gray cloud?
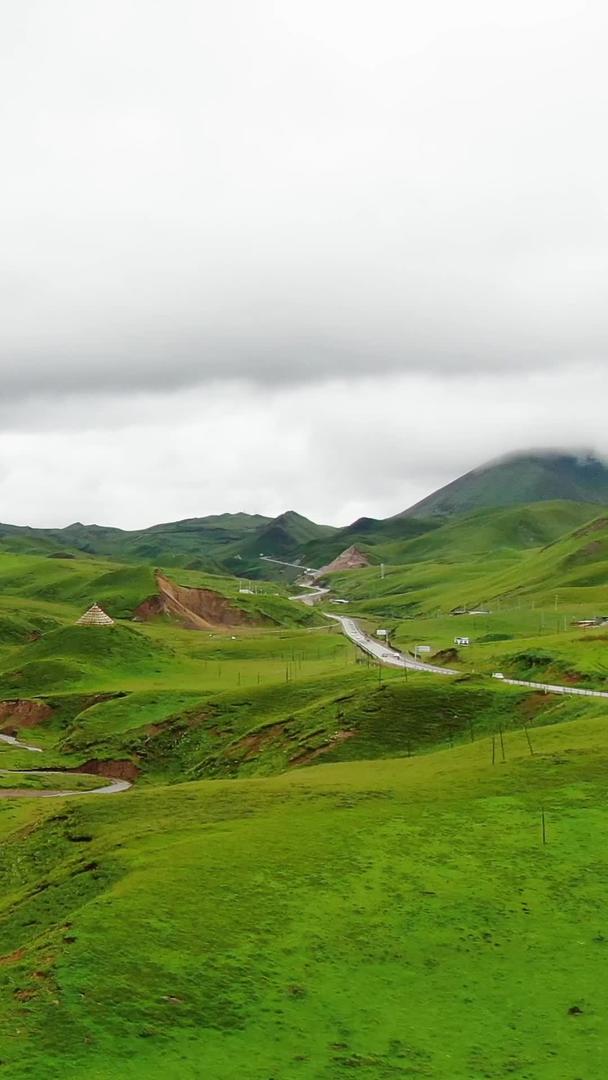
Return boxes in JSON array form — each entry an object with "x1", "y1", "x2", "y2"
[
  {"x1": 0, "y1": 2, "x2": 607, "y2": 527},
  {"x1": 0, "y1": 367, "x2": 606, "y2": 528},
  {"x1": 1, "y1": 0, "x2": 607, "y2": 398}
]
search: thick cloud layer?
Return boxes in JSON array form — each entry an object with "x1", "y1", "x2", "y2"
[
  {"x1": 3, "y1": 1, "x2": 608, "y2": 391},
  {"x1": 0, "y1": 367, "x2": 606, "y2": 528},
  {"x1": 0, "y1": 2, "x2": 606, "y2": 524}
]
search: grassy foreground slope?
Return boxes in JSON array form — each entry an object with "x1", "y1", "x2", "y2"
[
  {"x1": 0, "y1": 712, "x2": 607, "y2": 1078},
  {"x1": 0, "y1": 612, "x2": 555, "y2": 782}
]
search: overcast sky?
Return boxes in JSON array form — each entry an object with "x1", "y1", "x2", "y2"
[{"x1": 1, "y1": 0, "x2": 607, "y2": 528}]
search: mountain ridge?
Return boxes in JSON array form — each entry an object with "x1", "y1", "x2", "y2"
[
  {"x1": 1, "y1": 449, "x2": 607, "y2": 575},
  {"x1": 397, "y1": 450, "x2": 608, "y2": 520}
]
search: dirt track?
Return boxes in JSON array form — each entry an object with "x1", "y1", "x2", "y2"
[{"x1": 0, "y1": 733, "x2": 132, "y2": 798}]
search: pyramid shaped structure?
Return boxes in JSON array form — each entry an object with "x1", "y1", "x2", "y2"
[{"x1": 76, "y1": 603, "x2": 114, "y2": 627}]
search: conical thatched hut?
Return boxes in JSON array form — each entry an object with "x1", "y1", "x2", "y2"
[{"x1": 76, "y1": 603, "x2": 114, "y2": 627}]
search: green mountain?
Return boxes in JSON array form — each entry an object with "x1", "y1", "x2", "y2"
[
  {"x1": 0, "y1": 510, "x2": 334, "y2": 576},
  {"x1": 474, "y1": 510, "x2": 608, "y2": 606},
  {"x1": 377, "y1": 500, "x2": 603, "y2": 565},
  {"x1": 398, "y1": 451, "x2": 608, "y2": 520},
  {"x1": 236, "y1": 510, "x2": 337, "y2": 564},
  {"x1": 322, "y1": 500, "x2": 607, "y2": 618},
  {"x1": 300, "y1": 515, "x2": 441, "y2": 568},
  {"x1": 0, "y1": 513, "x2": 271, "y2": 566},
  {"x1": 1, "y1": 449, "x2": 607, "y2": 579},
  {"x1": 1, "y1": 460, "x2": 608, "y2": 1078}
]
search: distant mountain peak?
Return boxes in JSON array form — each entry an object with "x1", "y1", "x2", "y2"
[{"x1": 399, "y1": 448, "x2": 608, "y2": 519}]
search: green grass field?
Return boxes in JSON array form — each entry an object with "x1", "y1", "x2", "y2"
[
  {"x1": 0, "y1": 501, "x2": 607, "y2": 1077},
  {"x1": 0, "y1": 771, "x2": 102, "y2": 792},
  {"x1": 0, "y1": 713, "x2": 607, "y2": 1077}
]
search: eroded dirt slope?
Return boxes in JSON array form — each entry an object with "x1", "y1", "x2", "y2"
[
  {"x1": 134, "y1": 573, "x2": 256, "y2": 630},
  {"x1": 0, "y1": 699, "x2": 53, "y2": 731},
  {"x1": 316, "y1": 545, "x2": 371, "y2": 577}
]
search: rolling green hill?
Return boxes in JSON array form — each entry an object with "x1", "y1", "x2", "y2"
[
  {"x1": 1, "y1": 458, "x2": 608, "y2": 1077},
  {"x1": 0, "y1": 513, "x2": 272, "y2": 570},
  {"x1": 399, "y1": 450, "x2": 608, "y2": 519},
  {"x1": 376, "y1": 500, "x2": 603, "y2": 565},
  {"x1": 1, "y1": 710, "x2": 608, "y2": 1077},
  {"x1": 1, "y1": 449, "x2": 607, "y2": 582},
  {"x1": 322, "y1": 501, "x2": 605, "y2": 617},
  {"x1": 0, "y1": 510, "x2": 336, "y2": 578},
  {"x1": 299, "y1": 514, "x2": 441, "y2": 568}
]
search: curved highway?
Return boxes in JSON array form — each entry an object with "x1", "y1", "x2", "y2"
[
  {"x1": 331, "y1": 615, "x2": 608, "y2": 698},
  {"x1": 329, "y1": 615, "x2": 457, "y2": 675},
  {"x1": 289, "y1": 584, "x2": 330, "y2": 606},
  {"x1": 491, "y1": 674, "x2": 608, "y2": 700},
  {"x1": 0, "y1": 732, "x2": 132, "y2": 798}
]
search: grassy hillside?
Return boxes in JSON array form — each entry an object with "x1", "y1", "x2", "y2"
[
  {"x1": 399, "y1": 450, "x2": 608, "y2": 519},
  {"x1": 0, "y1": 711, "x2": 607, "y2": 1077},
  {"x1": 0, "y1": 554, "x2": 156, "y2": 619},
  {"x1": 0, "y1": 510, "x2": 336, "y2": 579},
  {"x1": 300, "y1": 514, "x2": 441, "y2": 568},
  {"x1": 0, "y1": 554, "x2": 322, "y2": 641},
  {"x1": 324, "y1": 503, "x2": 608, "y2": 618},
  {"x1": 1, "y1": 449, "x2": 607, "y2": 581},
  {"x1": 378, "y1": 501, "x2": 601, "y2": 564},
  {"x1": 0, "y1": 513, "x2": 271, "y2": 569},
  {"x1": 1, "y1": 479, "x2": 608, "y2": 1076},
  {"x1": 2, "y1": 665, "x2": 562, "y2": 783}
]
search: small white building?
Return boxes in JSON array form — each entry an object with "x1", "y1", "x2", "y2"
[{"x1": 454, "y1": 636, "x2": 471, "y2": 646}]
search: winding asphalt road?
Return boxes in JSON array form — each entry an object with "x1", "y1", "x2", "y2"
[
  {"x1": 0, "y1": 733, "x2": 132, "y2": 798},
  {"x1": 289, "y1": 584, "x2": 330, "y2": 606},
  {"x1": 329, "y1": 615, "x2": 457, "y2": 674},
  {"x1": 330, "y1": 614, "x2": 608, "y2": 699},
  {"x1": 4, "y1": 597, "x2": 606, "y2": 798}
]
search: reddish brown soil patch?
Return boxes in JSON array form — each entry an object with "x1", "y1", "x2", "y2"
[
  {"x1": 431, "y1": 648, "x2": 459, "y2": 664},
  {"x1": 520, "y1": 693, "x2": 553, "y2": 720},
  {"x1": 66, "y1": 760, "x2": 140, "y2": 782},
  {"x1": 134, "y1": 573, "x2": 257, "y2": 630},
  {"x1": 580, "y1": 540, "x2": 603, "y2": 557},
  {"x1": 0, "y1": 948, "x2": 25, "y2": 966},
  {"x1": 290, "y1": 731, "x2": 357, "y2": 766},
  {"x1": 146, "y1": 705, "x2": 214, "y2": 737},
  {"x1": 573, "y1": 516, "x2": 608, "y2": 538},
  {"x1": 316, "y1": 546, "x2": 370, "y2": 577},
  {"x1": 562, "y1": 671, "x2": 583, "y2": 684},
  {"x1": 227, "y1": 722, "x2": 288, "y2": 760},
  {"x1": 0, "y1": 699, "x2": 53, "y2": 731}
]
